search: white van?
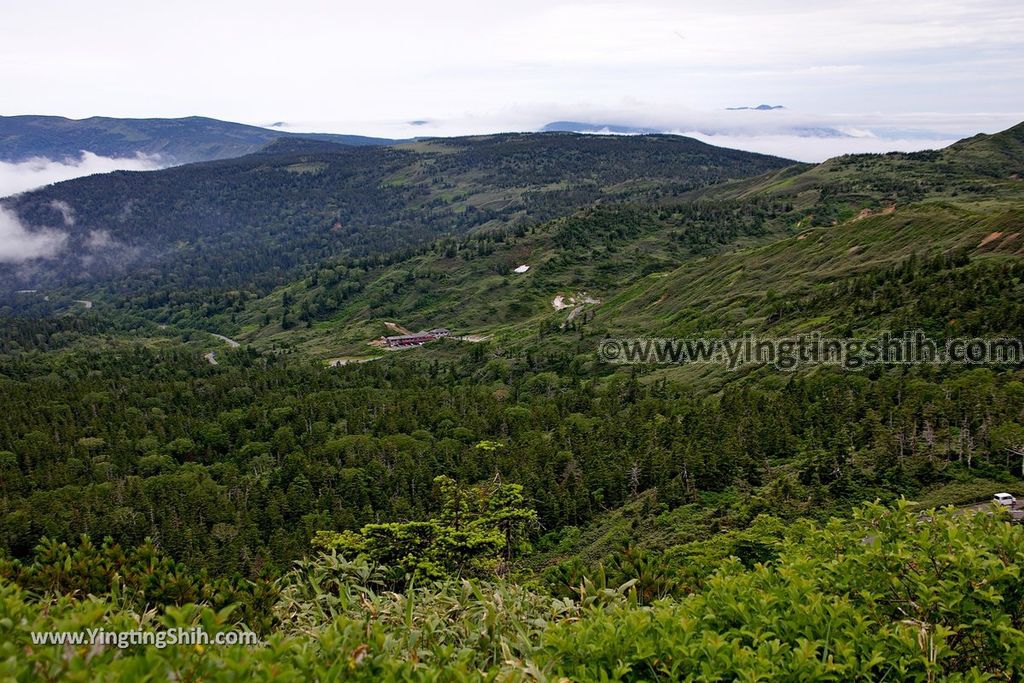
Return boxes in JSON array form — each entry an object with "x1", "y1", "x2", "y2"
[{"x1": 993, "y1": 493, "x2": 1017, "y2": 507}]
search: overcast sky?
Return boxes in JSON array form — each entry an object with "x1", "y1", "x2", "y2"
[{"x1": 2, "y1": 0, "x2": 1023, "y2": 160}]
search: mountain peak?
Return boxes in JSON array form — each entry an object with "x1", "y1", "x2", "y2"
[{"x1": 945, "y1": 120, "x2": 1024, "y2": 177}]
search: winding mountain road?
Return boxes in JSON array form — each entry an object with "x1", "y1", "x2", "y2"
[
  {"x1": 205, "y1": 333, "x2": 241, "y2": 365},
  {"x1": 211, "y1": 333, "x2": 240, "y2": 348}
]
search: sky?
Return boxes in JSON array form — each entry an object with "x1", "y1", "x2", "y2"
[{"x1": 1, "y1": 0, "x2": 1023, "y2": 163}]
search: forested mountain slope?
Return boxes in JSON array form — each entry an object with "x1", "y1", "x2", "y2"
[
  {"x1": 0, "y1": 133, "x2": 791, "y2": 301},
  {"x1": 2, "y1": 123, "x2": 1016, "y2": 575}
]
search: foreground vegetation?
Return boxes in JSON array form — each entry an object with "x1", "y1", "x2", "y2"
[{"x1": 3, "y1": 503, "x2": 1022, "y2": 680}]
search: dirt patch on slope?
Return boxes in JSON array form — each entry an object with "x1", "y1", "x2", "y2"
[{"x1": 978, "y1": 231, "x2": 1004, "y2": 247}]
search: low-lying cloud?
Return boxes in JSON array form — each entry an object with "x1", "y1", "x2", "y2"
[
  {"x1": 50, "y1": 199, "x2": 76, "y2": 226},
  {"x1": 677, "y1": 133, "x2": 961, "y2": 162},
  {"x1": 0, "y1": 206, "x2": 67, "y2": 263},
  {"x1": 0, "y1": 151, "x2": 162, "y2": 266},
  {"x1": 0, "y1": 198, "x2": 141, "y2": 268},
  {"x1": 272, "y1": 107, "x2": 1022, "y2": 163},
  {"x1": 0, "y1": 151, "x2": 162, "y2": 198}
]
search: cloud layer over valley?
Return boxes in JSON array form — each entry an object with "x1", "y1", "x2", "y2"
[{"x1": 0, "y1": 152, "x2": 161, "y2": 199}]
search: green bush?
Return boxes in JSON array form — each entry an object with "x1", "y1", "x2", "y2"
[{"x1": 3, "y1": 502, "x2": 1023, "y2": 680}]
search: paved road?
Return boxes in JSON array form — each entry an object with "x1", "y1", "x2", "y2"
[
  {"x1": 204, "y1": 333, "x2": 240, "y2": 366},
  {"x1": 211, "y1": 333, "x2": 240, "y2": 348},
  {"x1": 959, "y1": 501, "x2": 1024, "y2": 522}
]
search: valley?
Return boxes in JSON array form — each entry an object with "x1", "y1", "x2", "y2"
[{"x1": 1, "y1": 120, "x2": 1023, "y2": 681}]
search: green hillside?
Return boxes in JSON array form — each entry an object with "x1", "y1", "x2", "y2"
[
  {"x1": 231, "y1": 198, "x2": 793, "y2": 355},
  {"x1": 230, "y1": 123, "x2": 1024, "y2": 361},
  {"x1": 942, "y1": 120, "x2": 1024, "y2": 178}
]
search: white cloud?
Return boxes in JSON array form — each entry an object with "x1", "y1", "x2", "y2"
[
  {"x1": 85, "y1": 229, "x2": 116, "y2": 250},
  {"x1": 273, "y1": 106, "x2": 1021, "y2": 162},
  {"x1": 50, "y1": 199, "x2": 76, "y2": 225},
  {"x1": 0, "y1": 152, "x2": 161, "y2": 198},
  {"x1": 679, "y1": 133, "x2": 959, "y2": 163},
  {"x1": 0, "y1": 206, "x2": 67, "y2": 263}
]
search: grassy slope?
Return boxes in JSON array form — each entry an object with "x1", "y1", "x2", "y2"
[{"x1": 602, "y1": 201, "x2": 1024, "y2": 339}]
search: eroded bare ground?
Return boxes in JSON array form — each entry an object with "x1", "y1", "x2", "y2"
[
  {"x1": 384, "y1": 321, "x2": 412, "y2": 335},
  {"x1": 552, "y1": 292, "x2": 601, "y2": 327}
]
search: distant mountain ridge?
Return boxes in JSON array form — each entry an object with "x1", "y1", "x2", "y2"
[
  {"x1": 0, "y1": 115, "x2": 397, "y2": 164},
  {"x1": 725, "y1": 104, "x2": 785, "y2": 111},
  {"x1": 542, "y1": 118, "x2": 849, "y2": 139}
]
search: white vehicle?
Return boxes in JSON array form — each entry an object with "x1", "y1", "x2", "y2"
[{"x1": 993, "y1": 493, "x2": 1017, "y2": 507}]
